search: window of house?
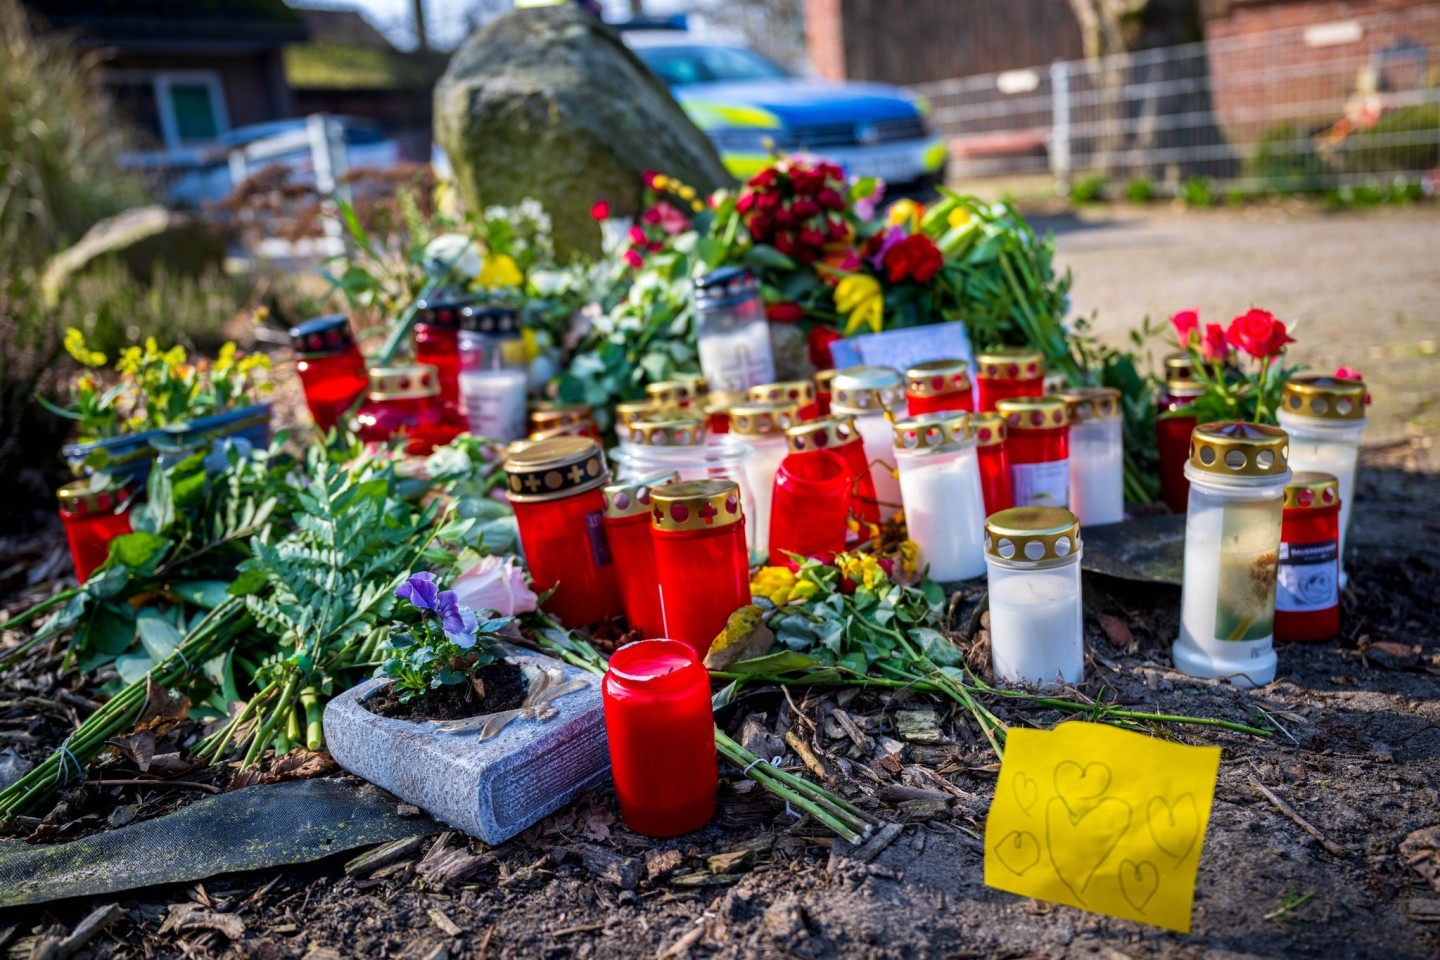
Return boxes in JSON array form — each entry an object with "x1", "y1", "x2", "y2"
[{"x1": 106, "y1": 71, "x2": 229, "y2": 152}]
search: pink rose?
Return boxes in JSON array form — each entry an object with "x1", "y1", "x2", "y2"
[
  {"x1": 451, "y1": 555, "x2": 538, "y2": 617},
  {"x1": 1334, "y1": 366, "x2": 1363, "y2": 381},
  {"x1": 1170, "y1": 309, "x2": 1199, "y2": 345},
  {"x1": 1200, "y1": 323, "x2": 1229, "y2": 362},
  {"x1": 1224, "y1": 308, "x2": 1294, "y2": 360}
]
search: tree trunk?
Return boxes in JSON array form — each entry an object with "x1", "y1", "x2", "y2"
[{"x1": 411, "y1": 0, "x2": 429, "y2": 51}]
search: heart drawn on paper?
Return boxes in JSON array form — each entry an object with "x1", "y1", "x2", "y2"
[
  {"x1": 1013, "y1": 773, "x2": 1039, "y2": 815},
  {"x1": 1148, "y1": 794, "x2": 1201, "y2": 861},
  {"x1": 1045, "y1": 796, "x2": 1133, "y2": 903},
  {"x1": 1054, "y1": 761, "x2": 1112, "y2": 820},
  {"x1": 1119, "y1": 859, "x2": 1160, "y2": 912},
  {"x1": 994, "y1": 830, "x2": 1041, "y2": 875}
]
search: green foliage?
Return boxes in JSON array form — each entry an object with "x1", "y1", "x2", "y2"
[
  {"x1": 1068, "y1": 173, "x2": 1109, "y2": 205},
  {"x1": 1244, "y1": 123, "x2": 1328, "y2": 194},
  {"x1": 1124, "y1": 177, "x2": 1156, "y2": 204},
  {"x1": 1337, "y1": 104, "x2": 1440, "y2": 174},
  {"x1": 1179, "y1": 176, "x2": 1216, "y2": 208},
  {"x1": 378, "y1": 609, "x2": 510, "y2": 703}
]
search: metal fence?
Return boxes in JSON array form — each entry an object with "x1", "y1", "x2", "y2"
[{"x1": 910, "y1": 5, "x2": 1440, "y2": 195}]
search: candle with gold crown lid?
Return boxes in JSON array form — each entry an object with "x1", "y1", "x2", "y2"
[
  {"x1": 975, "y1": 347, "x2": 1044, "y2": 412},
  {"x1": 354, "y1": 364, "x2": 466, "y2": 455},
  {"x1": 830, "y1": 366, "x2": 905, "y2": 522},
  {"x1": 785, "y1": 415, "x2": 880, "y2": 530},
  {"x1": 57, "y1": 477, "x2": 134, "y2": 584},
  {"x1": 603, "y1": 472, "x2": 680, "y2": 638},
  {"x1": 995, "y1": 395, "x2": 1070, "y2": 510},
  {"x1": 651, "y1": 480, "x2": 751, "y2": 658},
  {"x1": 729, "y1": 401, "x2": 802, "y2": 563},
  {"x1": 457, "y1": 303, "x2": 528, "y2": 442},
  {"x1": 972, "y1": 412, "x2": 1014, "y2": 516},
  {"x1": 1275, "y1": 471, "x2": 1341, "y2": 643},
  {"x1": 905, "y1": 359, "x2": 975, "y2": 416},
  {"x1": 1173, "y1": 422, "x2": 1291, "y2": 687},
  {"x1": 892, "y1": 412, "x2": 986, "y2": 581},
  {"x1": 984, "y1": 507, "x2": 1084, "y2": 687},
  {"x1": 1060, "y1": 387, "x2": 1124, "y2": 526},
  {"x1": 749, "y1": 380, "x2": 819, "y2": 421},
  {"x1": 813, "y1": 368, "x2": 839, "y2": 417}
]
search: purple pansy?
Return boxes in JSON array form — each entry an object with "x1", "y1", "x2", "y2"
[
  {"x1": 396, "y1": 572, "x2": 440, "y2": 611},
  {"x1": 436, "y1": 590, "x2": 479, "y2": 649}
]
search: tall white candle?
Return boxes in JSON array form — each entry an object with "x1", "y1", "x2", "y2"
[
  {"x1": 896, "y1": 445, "x2": 986, "y2": 581},
  {"x1": 852, "y1": 413, "x2": 903, "y2": 521},
  {"x1": 1068, "y1": 417, "x2": 1125, "y2": 525},
  {"x1": 459, "y1": 368, "x2": 528, "y2": 441},
  {"x1": 989, "y1": 569, "x2": 1084, "y2": 687}
]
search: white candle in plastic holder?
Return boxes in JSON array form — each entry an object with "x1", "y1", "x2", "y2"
[
  {"x1": 1173, "y1": 422, "x2": 1291, "y2": 688},
  {"x1": 1276, "y1": 374, "x2": 1367, "y2": 586},
  {"x1": 692, "y1": 267, "x2": 776, "y2": 393},
  {"x1": 458, "y1": 304, "x2": 528, "y2": 441},
  {"x1": 893, "y1": 411, "x2": 986, "y2": 581},
  {"x1": 728, "y1": 401, "x2": 801, "y2": 565},
  {"x1": 831, "y1": 366, "x2": 906, "y2": 521},
  {"x1": 1061, "y1": 387, "x2": 1125, "y2": 526},
  {"x1": 984, "y1": 506, "x2": 1084, "y2": 687}
]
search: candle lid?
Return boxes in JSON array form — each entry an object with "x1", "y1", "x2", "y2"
[
  {"x1": 289, "y1": 314, "x2": 357, "y2": 358},
  {"x1": 603, "y1": 472, "x2": 680, "y2": 519},
  {"x1": 693, "y1": 266, "x2": 758, "y2": 307},
  {"x1": 976, "y1": 347, "x2": 1044, "y2": 380},
  {"x1": 529, "y1": 423, "x2": 591, "y2": 442},
  {"x1": 1059, "y1": 387, "x2": 1122, "y2": 422},
  {"x1": 645, "y1": 379, "x2": 705, "y2": 407},
  {"x1": 830, "y1": 366, "x2": 904, "y2": 415},
  {"x1": 1284, "y1": 471, "x2": 1340, "y2": 510},
  {"x1": 1164, "y1": 379, "x2": 1207, "y2": 399},
  {"x1": 1188, "y1": 421, "x2": 1290, "y2": 478},
  {"x1": 615, "y1": 400, "x2": 663, "y2": 426},
  {"x1": 1280, "y1": 374, "x2": 1367, "y2": 421},
  {"x1": 814, "y1": 368, "x2": 840, "y2": 391},
  {"x1": 892, "y1": 411, "x2": 973, "y2": 451},
  {"x1": 786, "y1": 414, "x2": 861, "y2": 454},
  {"x1": 971, "y1": 411, "x2": 1008, "y2": 447},
  {"x1": 529, "y1": 402, "x2": 593, "y2": 432},
  {"x1": 57, "y1": 475, "x2": 131, "y2": 515},
  {"x1": 459, "y1": 304, "x2": 520, "y2": 336},
  {"x1": 368, "y1": 364, "x2": 440, "y2": 401},
  {"x1": 414, "y1": 298, "x2": 470, "y2": 330},
  {"x1": 650, "y1": 479, "x2": 743, "y2": 532},
  {"x1": 904, "y1": 359, "x2": 972, "y2": 398},
  {"x1": 703, "y1": 389, "x2": 749, "y2": 417},
  {"x1": 748, "y1": 380, "x2": 816, "y2": 407},
  {"x1": 729, "y1": 401, "x2": 801, "y2": 436},
  {"x1": 996, "y1": 395, "x2": 1069, "y2": 431},
  {"x1": 626, "y1": 417, "x2": 706, "y2": 447},
  {"x1": 504, "y1": 436, "x2": 608, "y2": 502},
  {"x1": 985, "y1": 507, "x2": 1081, "y2": 563},
  {"x1": 1163, "y1": 352, "x2": 1195, "y2": 382}
]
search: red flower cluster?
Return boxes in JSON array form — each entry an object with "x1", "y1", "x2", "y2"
[
  {"x1": 880, "y1": 233, "x2": 943, "y2": 284},
  {"x1": 1224, "y1": 308, "x2": 1294, "y2": 359},
  {"x1": 765, "y1": 301, "x2": 804, "y2": 324},
  {"x1": 736, "y1": 160, "x2": 849, "y2": 265},
  {"x1": 807, "y1": 324, "x2": 843, "y2": 368}
]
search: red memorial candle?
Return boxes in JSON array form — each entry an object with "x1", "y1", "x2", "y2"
[
  {"x1": 749, "y1": 381, "x2": 820, "y2": 421},
  {"x1": 701, "y1": 391, "x2": 747, "y2": 435},
  {"x1": 289, "y1": 314, "x2": 369, "y2": 432},
  {"x1": 996, "y1": 396, "x2": 1071, "y2": 509},
  {"x1": 354, "y1": 364, "x2": 465, "y2": 455},
  {"x1": 413, "y1": 298, "x2": 465, "y2": 408},
  {"x1": 603, "y1": 472, "x2": 678, "y2": 639},
  {"x1": 975, "y1": 347, "x2": 1045, "y2": 413},
  {"x1": 1275, "y1": 472, "x2": 1341, "y2": 643},
  {"x1": 504, "y1": 437, "x2": 623, "y2": 628},
  {"x1": 813, "y1": 368, "x2": 837, "y2": 417},
  {"x1": 784, "y1": 415, "x2": 880, "y2": 529},
  {"x1": 57, "y1": 478, "x2": 133, "y2": 583},
  {"x1": 972, "y1": 412, "x2": 1014, "y2": 517},
  {"x1": 602, "y1": 639, "x2": 717, "y2": 837},
  {"x1": 769, "y1": 449, "x2": 851, "y2": 561},
  {"x1": 1156, "y1": 361, "x2": 1205, "y2": 515},
  {"x1": 905, "y1": 359, "x2": 974, "y2": 416},
  {"x1": 650, "y1": 480, "x2": 750, "y2": 659}
]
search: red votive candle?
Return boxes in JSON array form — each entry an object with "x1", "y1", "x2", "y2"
[
  {"x1": 603, "y1": 472, "x2": 679, "y2": 638},
  {"x1": 57, "y1": 478, "x2": 133, "y2": 583},
  {"x1": 972, "y1": 412, "x2": 1014, "y2": 516},
  {"x1": 651, "y1": 480, "x2": 750, "y2": 658},
  {"x1": 976, "y1": 348, "x2": 1045, "y2": 412},
  {"x1": 814, "y1": 369, "x2": 837, "y2": 417},
  {"x1": 701, "y1": 391, "x2": 747, "y2": 435},
  {"x1": 413, "y1": 298, "x2": 466, "y2": 408},
  {"x1": 354, "y1": 364, "x2": 465, "y2": 455},
  {"x1": 505, "y1": 437, "x2": 623, "y2": 628},
  {"x1": 770, "y1": 450, "x2": 850, "y2": 561},
  {"x1": 1275, "y1": 472, "x2": 1341, "y2": 643},
  {"x1": 602, "y1": 639, "x2": 718, "y2": 837},
  {"x1": 905, "y1": 359, "x2": 974, "y2": 416},
  {"x1": 1157, "y1": 375, "x2": 1205, "y2": 514},
  {"x1": 646, "y1": 378, "x2": 706, "y2": 412},
  {"x1": 289, "y1": 314, "x2": 369, "y2": 432},
  {"x1": 749, "y1": 381, "x2": 819, "y2": 421},
  {"x1": 784, "y1": 415, "x2": 880, "y2": 529},
  {"x1": 996, "y1": 396, "x2": 1071, "y2": 509}
]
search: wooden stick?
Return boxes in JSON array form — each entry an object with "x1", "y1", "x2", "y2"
[
  {"x1": 1248, "y1": 775, "x2": 1348, "y2": 857},
  {"x1": 88, "y1": 779, "x2": 221, "y2": 794}
]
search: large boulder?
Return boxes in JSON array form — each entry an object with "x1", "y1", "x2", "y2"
[
  {"x1": 39, "y1": 206, "x2": 225, "y2": 307},
  {"x1": 434, "y1": 6, "x2": 733, "y2": 260}
]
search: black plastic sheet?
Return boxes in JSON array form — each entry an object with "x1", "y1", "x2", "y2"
[{"x1": 1080, "y1": 513, "x2": 1186, "y2": 585}]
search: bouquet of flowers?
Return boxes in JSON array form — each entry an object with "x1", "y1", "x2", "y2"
[{"x1": 1166, "y1": 307, "x2": 1303, "y2": 424}]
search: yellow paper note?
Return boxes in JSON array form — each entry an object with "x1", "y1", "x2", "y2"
[{"x1": 983, "y1": 722, "x2": 1221, "y2": 933}]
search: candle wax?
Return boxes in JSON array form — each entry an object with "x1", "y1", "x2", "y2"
[{"x1": 988, "y1": 569, "x2": 1083, "y2": 686}]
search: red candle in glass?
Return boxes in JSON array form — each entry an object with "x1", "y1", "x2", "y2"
[
  {"x1": 505, "y1": 437, "x2": 623, "y2": 628},
  {"x1": 57, "y1": 478, "x2": 133, "y2": 583},
  {"x1": 603, "y1": 473, "x2": 678, "y2": 638},
  {"x1": 413, "y1": 299, "x2": 466, "y2": 408},
  {"x1": 996, "y1": 396, "x2": 1071, "y2": 509},
  {"x1": 651, "y1": 480, "x2": 750, "y2": 658},
  {"x1": 289, "y1": 314, "x2": 369, "y2": 432},
  {"x1": 905, "y1": 359, "x2": 974, "y2": 416},
  {"x1": 1156, "y1": 377, "x2": 1205, "y2": 514},
  {"x1": 1275, "y1": 472, "x2": 1341, "y2": 643},
  {"x1": 784, "y1": 415, "x2": 880, "y2": 528},
  {"x1": 975, "y1": 348, "x2": 1045, "y2": 412},
  {"x1": 814, "y1": 369, "x2": 837, "y2": 417},
  {"x1": 645, "y1": 379, "x2": 705, "y2": 412},
  {"x1": 972, "y1": 412, "x2": 1014, "y2": 516},
  {"x1": 749, "y1": 381, "x2": 819, "y2": 421},
  {"x1": 769, "y1": 450, "x2": 850, "y2": 561},
  {"x1": 700, "y1": 391, "x2": 747, "y2": 435},
  {"x1": 354, "y1": 364, "x2": 465, "y2": 455},
  {"x1": 602, "y1": 639, "x2": 717, "y2": 837}
]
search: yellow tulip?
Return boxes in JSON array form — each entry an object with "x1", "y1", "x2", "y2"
[
  {"x1": 478, "y1": 253, "x2": 523, "y2": 290},
  {"x1": 887, "y1": 198, "x2": 923, "y2": 228},
  {"x1": 835, "y1": 274, "x2": 884, "y2": 335},
  {"x1": 947, "y1": 207, "x2": 972, "y2": 229}
]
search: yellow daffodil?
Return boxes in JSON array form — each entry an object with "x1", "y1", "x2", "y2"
[
  {"x1": 651, "y1": 174, "x2": 670, "y2": 191},
  {"x1": 676, "y1": 184, "x2": 696, "y2": 201},
  {"x1": 750, "y1": 566, "x2": 798, "y2": 605},
  {"x1": 887, "y1": 198, "x2": 923, "y2": 228},
  {"x1": 947, "y1": 207, "x2": 972, "y2": 229},
  {"x1": 836, "y1": 274, "x2": 884, "y2": 335},
  {"x1": 63, "y1": 329, "x2": 107, "y2": 368},
  {"x1": 899, "y1": 540, "x2": 919, "y2": 578},
  {"x1": 789, "y1": 579, "x2": 821, "y2": 603},
  {"x1": 836, "y1": 552, "x2": 887, "y2": 590},
  {"x1": 115, "y1": 346, "x2": 144, "y2": 376},
  {"x1": 237, "y1": 353, "x2": 270, "y2": 375},
  {"x1": 477, "y1": 253, "x2": 523, "y2": 290}
]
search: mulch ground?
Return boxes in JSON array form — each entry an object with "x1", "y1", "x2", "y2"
[{"x1": 1, "y1": 441, "x2": 1437, "y2": 960}]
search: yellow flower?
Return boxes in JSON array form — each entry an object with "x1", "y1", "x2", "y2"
[
  {"x1": 63, "y1": 328, "x2": 107, "y2": 368},
  {"x1": 887, "y1": 198, "x2": 923, "y2": 228},
  {"x1": 899, "y1": 540, "x2": 919, "y2": 578},
  {"x1": 163, "y1": 344, "x2": 187, "y2": 368},
  {"x1": 790, "y1": 580, "x2": 821, "y2": 603},
  {"x1": 115, "y1": 346, "x2": 143, "y2": 376},
  {"x1": 478, "y1": 253, "x2": 523, "y2": 290},
  {"x1": 676, "y1": 184, "x2": 696, "y2": 201},
  {"x1": 522, "y1": 327, "x2": 540, "y2": 362},
  {"x1": 835, "y1": 274, "x2": 884, "y2": 335},
  {"x1": 651, "y1": 174, "x2": 670, "y2": 191},
  {"x1": 691, "y1": 200, "x2": 705, "y2": 213},
  {"x1": 252, "y1": 305, "x2": 271, "y2": 325},
  {"x1": 837, "y1": 552, "x2": 887, "y2": 590},
  {"x1": 214, "y1": 342, "x2": 238, "y2": 375},
  {"x1": 750, "y1": 566, "x2": 798, "y2": 605},
  {"x1": 947, "y1": 207, "x2": 972, "y2": 229},
  {"x1": 238, "y1": 353, "x2": 270, "y2": 375}
]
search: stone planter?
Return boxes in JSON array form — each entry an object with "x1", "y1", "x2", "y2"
[
  {"x1": 323, "y1": 651, "x2": 610, "y2": 845},
  {"x1": 63, "y1": 403, "x2": 274, "y2": 485}
]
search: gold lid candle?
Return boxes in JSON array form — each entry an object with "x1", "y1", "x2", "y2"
[
  {"x1": 649, "y1": 480, "x2": 750, "y2": 658},
  {"x1": 975, "y1": 347, "x2": 1045, "y2": 411},
  {"x1": 748, "y1": 381, "x2": 818, "y2": 420},
  {"x1": 905, "y1": 359, "x2": 974, "y2": 416},
  {"x1": 892, "y1": 412, "x2": 986, "y2": 581},
  {"x1": 829, "y1": 366, "x2": 904, "y2": 521},
  {"x1": 1059, "y1": 387, "x2": 1124, "y2": 527},
  {"x1": 995, "y1": 395, "x2": 1070, "y2": 509},
  {"x1": 729, "y1": 402, "x2": 801, "y2": 562},
  {"x1": 983, "y1": 506, "x2": 1084, "y2": 687}
]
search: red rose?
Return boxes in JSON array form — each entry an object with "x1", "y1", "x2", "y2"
[
  {"x1": 773, "y1": 231, "x2": 796, "y2": 256},
  {"x1": 826, "y1": 218, "x2": 848, "y2": 242},
  {"x1": 791, "y1": 168, "x2": 824, "y2": 196},
  {"x1": 882, "y1": 234, "x2": 944, "y2": 284},
  {"x1": 757, "y1": 191, "x2": 781, "y2": 214},
  {"x1": 748, "y1": 169, "x2": 778, "y2": 189},
  {"x1": 748, "y1": 214, "x2": 772, "y2": 240},
  {"x1": 799, "y1": 226, "x2": 826, "y2": 249},
  {"x1": 1224, "y1": 308, "x2": 1294, "y2": 359},
  {"x1": 808, "y1": 325, "x2": 843, "y2": 368},
  {"x1": 817, "y1": 187, "x2": 846, "y2": 212},
  {"x1": 642, "y1": 169, "x2": 660, "y2": 189},
  {"x1": 623, "y1": 248, "x2": 643, "y2": 268},
  {"x1": 819, "y1": 162, "x2": 844, "y2": 182},
  {"x1": 1334, "y1": 366, "x2": 1363, "y2": 380},
  {"x1": 736, "y1": 191, "x2": 757, "y2": 214},
  {"x1": 773, "y1": 206, "x2": 794, "y2": 229},
  {"x1": 627, "y1": 225, "x2": 646, "y2": 245},
  {"x1": 791, "y1": 197, "x2": 820, "y2": 220},
  {"x1": 589, "y1": 199, "x2": 610, "y2": 221},
  {"x1": 1170, "y1": 309, "x2": 1199, "y2": 345},
  {"x1": 766, "y1": 301, "x2": 804, "y2": 323},
  {"x1": 1200, "y1": 323, "x2": 1229, "y2": 361}
]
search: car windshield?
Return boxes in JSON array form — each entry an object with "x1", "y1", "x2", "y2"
[{"x1": 634, "y1": 44, "x2": 790, "y2": 87}]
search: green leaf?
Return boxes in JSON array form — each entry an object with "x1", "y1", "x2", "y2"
[
  {"x1": 911, "y1": 627, "x2": 962, "y2": 667},
  {"x1": 107, "y1": 531, "x2": 170, "y2": 573},
  {"x1": 82, "y1": 602, "x2": 137, "y2": 656},
  {"x1": 172, "y1": 581, "x2": 234, "y2": 610},
  {"x1": 116, "y1": 652, "x2": 156, "y2": 685},
  {"x1": 136, "y1": 610, "x2": 183, "y2": 662},
  {"x1": 743, "y1": 244, "x2": 797, "y2": 272},
  {"x1": 435, "y1": 517, "x2": 477, "y2": 543},
  {"x1": 227, "y1": 569, "x2": 268, "y2": 597},
  {"x1": 723, "y1": 650, "x2": 822, "y2": 676}
]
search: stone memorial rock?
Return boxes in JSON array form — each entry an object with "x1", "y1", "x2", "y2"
[
  {"x1": 38, "y1": 206, "x2": 225, "y2": 307},
  {"x1": 434, "y1": 5, "x2": 732, "y2": 259}
]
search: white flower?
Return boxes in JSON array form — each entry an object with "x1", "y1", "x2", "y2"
[
  {"x1": 451, "y1": 555, "x2": 538, "y2": 617},
  {"x1": 423, "y1": 232, "x2": 482, "y2": 280}
]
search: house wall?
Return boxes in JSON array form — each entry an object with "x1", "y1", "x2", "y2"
[{"x1": 108, "y1": 50, "x2": 295, "y2": 131}]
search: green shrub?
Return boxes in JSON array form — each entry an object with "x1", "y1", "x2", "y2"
[
  {"x1": 1124, "y1": 177, "x2": 1156, "y2": 204},
  {"x1": 1244, "y1": 123, "x2": 1328, "y2": 194},
  {"x1": 1179, "y1": 176, "x2": 1215, "y2": 207},
  {"x1": 1338, "y1": 104, "x2": 1440, "y2": 174},
  {"x1": 1068, "y1": 173, "x2": 1109, "y2": 205}
]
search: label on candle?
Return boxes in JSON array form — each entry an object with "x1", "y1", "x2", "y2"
[
  {"x1": 1275, "y1": 539, "x2": 1338, "y2": 612},
  {"x1": 459, "y1": 369, "x2": 528, "y2": 441},
  {"x1": 697, "y1": 324, "x2": 775, "y2": 393},
  {"x1": 1011, "y1": 459, "x2": 1069, "y2": 508},
  {"x1": 585, "y1": 510, "x2": 613, "y2": 568},
  {"x1": 1212, "y1": 499, "x2": 1279, "y2": 643}
]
